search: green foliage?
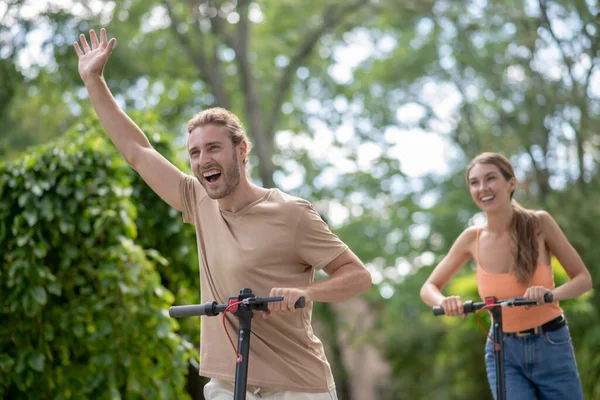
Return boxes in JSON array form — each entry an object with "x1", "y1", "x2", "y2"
[
  {"x1": 545, "y1": 186, "x2": 600, "y2": 397},
  {"x1": 0, "y1": 59, "x2": 26, "y2": 158},
  {"x1": 373, "y1": 264, "x2": 491, "y2": 399},
  {"x1": 128, "y1": 112, "x2": 201, "y2": 343},
  {"x1": 0, "y1": 121, "x2": 193, "y2": 399}
]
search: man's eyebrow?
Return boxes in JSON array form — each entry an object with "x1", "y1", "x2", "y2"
[{"x1": 188, "y1": 141, "x2": 224, "y2": 154}]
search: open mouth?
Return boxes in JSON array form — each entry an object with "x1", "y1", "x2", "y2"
[
  {"x1": 202, "y1": 169, "x2": 222, "y2": 185},
  {"x1": 481, "y1": 195, "x2": 495, "y2": 203}
]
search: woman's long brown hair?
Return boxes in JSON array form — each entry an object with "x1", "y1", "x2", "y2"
[{"x1": 466, "y1": 152, "x2": 540, "y2": 284}]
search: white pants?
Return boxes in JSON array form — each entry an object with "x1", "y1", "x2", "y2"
[{"x1": 203, "y1": 378, "x2": 338, "y2": 400}]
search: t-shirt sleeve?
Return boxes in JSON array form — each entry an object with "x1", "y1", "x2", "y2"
[
  {"x1": 179, "y1": 174, "x2": 208, "y2": 225},
  {"x1": 294, "y1": 203, "x2": 349, "y2": 270}
]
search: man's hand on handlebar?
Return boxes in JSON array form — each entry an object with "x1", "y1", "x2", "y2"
[
  {"x1": 264, "y1": 287, "x2": 308, "y2": 319},
  {"x1": 440, "y1": 295, "x2": 467, "y2": 317}
]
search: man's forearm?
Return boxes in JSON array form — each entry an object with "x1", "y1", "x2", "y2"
[
  {"x1": 84, "y1": 77, "x2": 152, "y2": 164},
  {"x1": 301, "y1": 263, "x2": 371, "y2": 303}
]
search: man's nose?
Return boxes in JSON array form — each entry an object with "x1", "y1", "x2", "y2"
[{"x1": 198, "y1": 152, "x2": 212, "y2": 166}]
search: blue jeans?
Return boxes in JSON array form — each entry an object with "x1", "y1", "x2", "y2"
[{"x1": 485, "y1": 324, "x2": 583, "y2": 400}]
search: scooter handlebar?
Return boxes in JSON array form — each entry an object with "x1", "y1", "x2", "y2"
[
  {"x1": 169, "y1": 297, "x2": 306, "y2": 318},
  {"x1": 432, "y1": 292, "x2": 555, "y2": 316},
  {"x1": 169, "y1": 302, "x2": 220, "y2": 318}
]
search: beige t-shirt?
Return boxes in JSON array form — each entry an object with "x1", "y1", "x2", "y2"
[{"x1": 180, "y1": 175, "x2": 348, "y2": 392}]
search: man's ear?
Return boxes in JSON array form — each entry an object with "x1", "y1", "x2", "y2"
[{"x1": 239, "y1": 140, "x2": 248, "y2": 164}]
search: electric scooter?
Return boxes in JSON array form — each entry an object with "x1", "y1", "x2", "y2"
[
  {"x1": 169, "y1": 288, "x2": 306, "y2": 400},
  {"x1": 432, "y1": 292, "x2": 554, "y2": 400}
]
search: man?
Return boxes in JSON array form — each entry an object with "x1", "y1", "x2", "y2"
[{"x1": 74, "y1": 28, "x2": 371, "y2": 400}]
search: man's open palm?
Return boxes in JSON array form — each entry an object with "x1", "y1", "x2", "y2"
[{"x1": 73, "y1": 28, "x2": 116, "y2": 82}]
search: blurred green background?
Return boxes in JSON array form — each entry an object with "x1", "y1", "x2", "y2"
[{"x1": 1, "y1": 0, "x2": 598, "y2": 399}]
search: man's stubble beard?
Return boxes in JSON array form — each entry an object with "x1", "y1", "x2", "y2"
[{"x1": 200, "y1": 149, "x2": 241, "y2": 200}]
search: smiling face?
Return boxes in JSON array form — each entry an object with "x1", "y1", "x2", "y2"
[
  {"x1": 467, "y1": 162, "x2": 516, "y2": 212},
  {"x1": 187, "y1": 124, "x2": 246, "y2": 199}
]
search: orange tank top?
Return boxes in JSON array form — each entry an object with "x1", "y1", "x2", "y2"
[{"x1": 475, "y1": 228, "x2": 563, "y2": 332}]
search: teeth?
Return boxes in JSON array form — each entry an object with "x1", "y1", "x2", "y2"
[
  {"x1": 202, "y1": 169, "x2": 220, "y2": 178},
  {"x1": 481, "y1": 195, "x2": 495, "y2": 201}
]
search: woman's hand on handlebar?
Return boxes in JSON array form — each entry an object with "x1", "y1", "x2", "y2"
[
  {"x1": 440, "y1": 295, "x2": 466, "y2": 317},
  {"x1": 523, "y1": 286, "x2": 551, "y2": 309}
]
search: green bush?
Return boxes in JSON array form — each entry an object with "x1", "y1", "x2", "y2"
[
  {"x1": 0, "y1": 119, "x2": 194, "y2": 399},
  {"x1": 128, "y1": 118, "x2": 200, "y2": 344}
]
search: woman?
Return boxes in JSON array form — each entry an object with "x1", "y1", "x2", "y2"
[{"x1": 420, "y1": 152, "x2": 592, "y2": 399}]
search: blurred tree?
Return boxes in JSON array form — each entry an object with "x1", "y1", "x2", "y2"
[{"x1": 320, "y1": 0, "x2": 600, "y2": 397}]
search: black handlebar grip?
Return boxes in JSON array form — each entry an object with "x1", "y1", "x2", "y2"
[
  {"x1": 432, "y1": 306, "x2": 445, "y2": 316},
  {"x1": 462, "y1": 300, "x2": 475, "y2": 313},
  {"x1": 544, "y1": 292, "x2": 554, "y2": 303},
  {"x1": 294, "y1": 297, "x2": 306, "y2": 309},
  {"x1": 169, "y1": 302, "x2": 214, "y2": 318}
]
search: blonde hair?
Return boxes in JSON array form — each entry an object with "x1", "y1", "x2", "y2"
[
  {"x1": 186, "y1": 107, "x2": 253, "y2": 164},
  {"x1": 466, "y1": 152, "x2": 540, "y2": 284}
]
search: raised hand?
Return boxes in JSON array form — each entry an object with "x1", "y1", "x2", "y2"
[{"x1": 73, "y1": 28, "x2": 116, "y2": 83}]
